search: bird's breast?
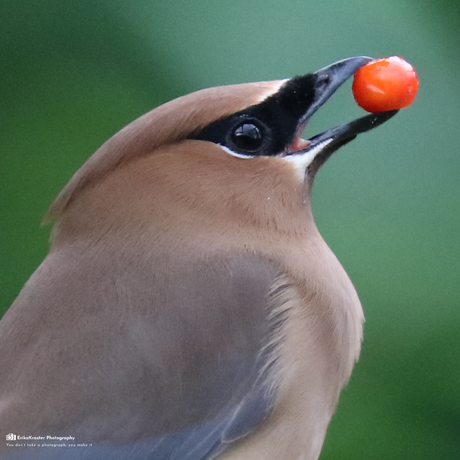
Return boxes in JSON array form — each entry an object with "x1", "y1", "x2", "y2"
[{"x1": 219, "y1": 233, "x2": 363, "y2": 460}]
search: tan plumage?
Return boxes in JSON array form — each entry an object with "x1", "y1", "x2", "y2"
[
  {"x1": 0, "y1": 57, "x2": 396, "y2": 460},
  {"x1": 47, "y1": 80, "x2": 284, "y2": 220}
]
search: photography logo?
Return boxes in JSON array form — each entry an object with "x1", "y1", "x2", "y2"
[{"x1": 6, "y1": 433, "x2": 16, "y2": 441}]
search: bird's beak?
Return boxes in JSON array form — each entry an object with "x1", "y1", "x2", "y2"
[{"x1": 287, "y1": 56, "x2": 398, "y2": 173}]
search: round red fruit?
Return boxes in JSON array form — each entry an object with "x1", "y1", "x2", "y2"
[{"x1": 352, "y1": 56, "x2": 419, "y2": 112}]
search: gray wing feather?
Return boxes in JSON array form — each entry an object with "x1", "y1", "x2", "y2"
[{"x1": 0, "y1": 247, "x2": 282, "y2": 460}]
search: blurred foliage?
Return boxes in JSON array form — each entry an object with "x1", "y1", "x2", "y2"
[{"x1": 1, "y1": 0, "x2": 459, "y2": 458}]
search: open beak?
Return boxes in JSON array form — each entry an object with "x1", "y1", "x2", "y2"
[{"x1": 286, "y1": 56, "x2": 398, "y2": 173}]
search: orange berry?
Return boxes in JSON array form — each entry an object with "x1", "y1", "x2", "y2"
[{"x1": 352, "y1": 56, "x2": 418, "y2": 112}]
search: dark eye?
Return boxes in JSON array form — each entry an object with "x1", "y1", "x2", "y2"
[{"x1": 231, "y1": 123, "x2": 263, "y2": 151}]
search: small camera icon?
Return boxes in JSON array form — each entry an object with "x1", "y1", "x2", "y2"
[{"x1": 6, "y1": 433, "x2": 16, "y2": 441}]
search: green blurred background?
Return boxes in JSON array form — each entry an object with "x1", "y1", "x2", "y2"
[{"x1": 1, "y1": 0, "x2": 459, "y2": 458}]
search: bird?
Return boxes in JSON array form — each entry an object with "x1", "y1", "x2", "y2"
[{"x1": 0, "y1": 56, "x2": 397, "y2": 460}]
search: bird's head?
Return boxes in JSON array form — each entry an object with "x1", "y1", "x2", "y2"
[{"x1": 48, "y1": 57, "x2": 397, "y2": 241}]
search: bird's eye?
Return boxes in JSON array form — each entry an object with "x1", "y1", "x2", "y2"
[{"x1": 231, "y1": 123, "x2": 264, "y2": 152}]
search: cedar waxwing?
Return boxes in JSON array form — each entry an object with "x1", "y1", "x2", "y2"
[{"x1": 0, "y1": 56, "x2": 397, "y2": 460}]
